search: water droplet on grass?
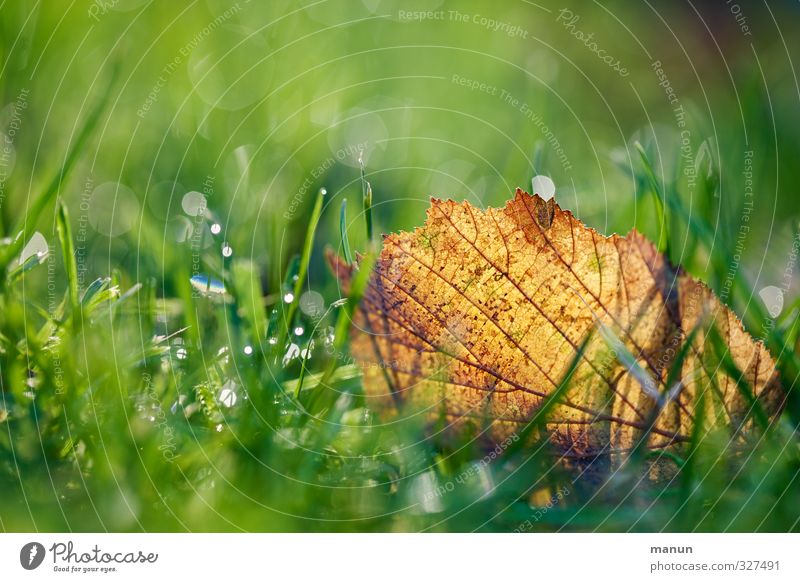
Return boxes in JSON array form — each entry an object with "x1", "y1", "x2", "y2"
[
  {"x1": 531, "y1": 175, "x2": 556, "y2": 201},
  {"x1": 219, "y1": 380, "x2": 238, "y2": 408},
  {"x1": 210, "y1": 223, "x2": 222, "y2": 235},
  {"x1": 170, "y1": 395, "x2": 187, "y2": 415},
  {"x1": 759, "y1": 286, "x2": 784, "y2": 318},
  {"x1": 283, "y1": 292, "x2": 294, "y2": 303},
  {"x1": 190, "y1": 274, "x2": 227, "y2": 296},
  {"x1": 283, "y1": 343, "x2": 300, "y2": 365},
  {"x1": 18, "y1": 231, "x2": 48, "y2": 266},
  {"x1": 222, "y1": 243, "x2": 233, "y2": 257}
]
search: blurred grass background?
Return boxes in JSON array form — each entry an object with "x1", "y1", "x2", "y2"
[{"x1": 1, "y1": 0, "x2": 799, "y2": 532}]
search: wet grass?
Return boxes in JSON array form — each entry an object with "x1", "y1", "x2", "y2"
[
  {"x1": 1, "y1": 1, "x2": 799, "y2": 532},
  {"x1": 1, "y1": 122, "x2": 798, "y2": 532}
]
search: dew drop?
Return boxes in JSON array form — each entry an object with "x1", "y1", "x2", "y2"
[
  {"x1": 293, "y1": 326, "x2": 304, "y2": 336},
  {"x1": 222, "y1": 243, "x2": 233, "y2": 257},
  {"x1": 759, "y1": 286, "x2": 784, "y2": 318},
  {"x1": 219, "y1": 380, "x2": 238, "y2": 408},
  {"x1": 282, "y1": 343, "x2": 300, "y2": 365},
  {"x1": 170, "y1": 395, "x2": 187, "y2": 415},
  {"x1": 210, "y1": 223, "x2": 222, "y2": 235},
  {"x1": 531, "y1": 175, "x2": 556, "y2": 201},
  {"x1": 190, "y1": 274, "x2": 227, "y2": 296},
  {"x1": 283, "y1": 292, "x2": 294, "y2": 303},
  {"x1": 18, "y1": 232, "x2": 49, "y2": 266},
  {"x1": 243, "y1": 345, "x2": 253, "y2": 356},
  {"x1": 176, "y1": 347, "x2": 188, "y2": 360}
]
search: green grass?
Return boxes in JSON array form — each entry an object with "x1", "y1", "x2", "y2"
[
  {"x1": 0, "y1": 135, "x2": 797, "y2": 532},
  {"x1": 1, "y1": 1, "x2": 799, "y2": 532}
]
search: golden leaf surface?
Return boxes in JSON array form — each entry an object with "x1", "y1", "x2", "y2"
[{"x1": 331, "y1": 189, "x2": 783, "y2": 462}]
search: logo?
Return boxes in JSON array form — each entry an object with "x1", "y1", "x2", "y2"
[{"x1": 20, "y1": 542, "x2": 46, "y2": 570}]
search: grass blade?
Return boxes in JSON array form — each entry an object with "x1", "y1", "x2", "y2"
[
  {"x1": 339, "y1": 198, "x2": 353, "y2": 264},
  {"x1": 634, "y1": 141, "x2": 669, "y2": 256},
  {"x1": 55, "y1": 201, "x2": 80, "y2": 324},
  {"x1": 707, "y1": 324, "x2": 770, "y2": 431},
  {"x1": 359, "y1": 151, "x2": 373, "y2": 241},
  {"x1": 501, "y1": 329, "x2": 594, "y2": 460},
  {"x1": 276, "y1": 188, "x2": 325, "y2": 356},
  {"x1": 364, "y1": 182, "x2": 373, "y2": 242},
  {"x1": 230, "y1": 259, "x2": 267, "y2": 345},
  {"x1": 305, "y1": 249, "x2": 376, "y2": 413},
  {"x1": 627, "y1": 324, "x2": 702, "y2": 464}
]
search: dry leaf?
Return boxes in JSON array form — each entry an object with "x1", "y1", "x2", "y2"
[{"x1": 330, "y1": 189, "x2": 783, "y2": 465}]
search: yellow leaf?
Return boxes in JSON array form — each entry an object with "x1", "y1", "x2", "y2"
[{"x1": 331, "y1": 189, "x2": 783, "y2": 466}]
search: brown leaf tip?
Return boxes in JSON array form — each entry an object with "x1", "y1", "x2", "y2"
[{"x1": 325, "y1": 247, "x2": 354, "y2": 291}]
